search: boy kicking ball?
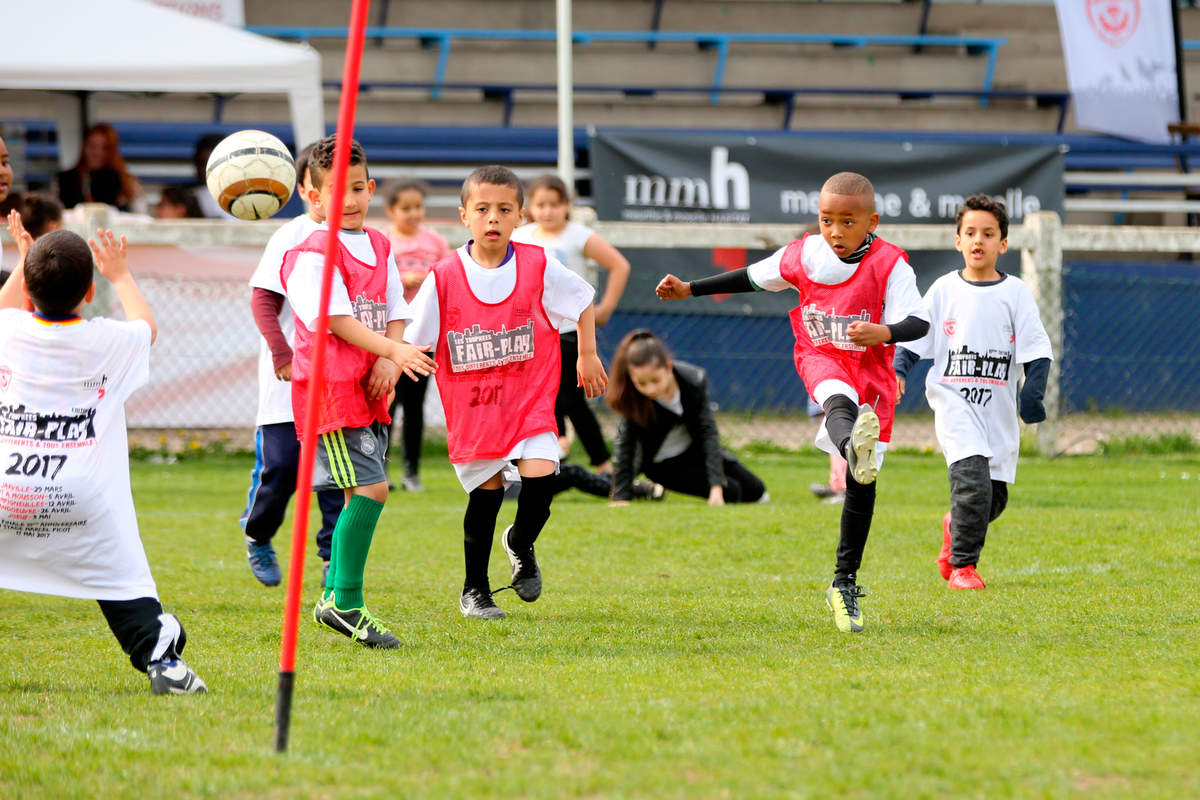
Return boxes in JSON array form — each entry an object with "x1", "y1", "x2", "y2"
[
  {"x1": 657, "y1": 172, "x2": 929, "y2": 633},
  {"x1": 894, "y1": 194, "x2": 1052, "y2": 589},
  {"x1": 0, "y1": 216, "x2": 205, "y2": 694}
]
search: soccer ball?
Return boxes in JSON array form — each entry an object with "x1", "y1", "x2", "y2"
[{"x1": 205, "y1": 130, "x2": 296, "y2": 220}]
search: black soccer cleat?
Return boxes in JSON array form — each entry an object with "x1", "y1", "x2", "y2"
[
  {"x1": 501, "y1": 525, "x2": 542, "y2": 602},
  {"x1": 459, "y1": 585, "x2": 506, "y2": 619}
]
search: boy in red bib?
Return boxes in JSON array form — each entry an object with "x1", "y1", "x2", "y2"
[
  {"x1": 657, "y1": 172, "x2": 929, "y2": 633},
  {"x1": 281, "y1": 136, "x2": 436, "y2": 648},
  {"x1": 405, "y1": 166, "x2": 608, "y2": 619}
]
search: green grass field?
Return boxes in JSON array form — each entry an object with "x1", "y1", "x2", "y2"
[{"x1": 2, "y1": 450, "x2": 1198, "y2": 798}]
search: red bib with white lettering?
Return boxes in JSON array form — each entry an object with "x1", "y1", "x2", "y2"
[
  {"x1": 281, "y1": 227, "x2": 392, "y2": 438},
  {"x1": 779, "y1": 234, "x2": 907, "y2": 442},
  {"x1": 432, "y1": 243, "x2": 560, "y2": 462}
]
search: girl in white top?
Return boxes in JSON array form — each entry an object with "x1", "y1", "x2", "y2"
[{"x1": 512, "y1": 175, "x2": 631, "y2": 472}]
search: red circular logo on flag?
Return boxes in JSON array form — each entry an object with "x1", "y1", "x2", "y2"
[
  {"x1": 943, "y1": 319, "x2": 957, "y2": 337},
  {"x1": 1088, "y1": 0, "x2": 1139, "y2": 48},
  {"x1": 0, "y1": 366, "x2": 11, "y2": 393}
]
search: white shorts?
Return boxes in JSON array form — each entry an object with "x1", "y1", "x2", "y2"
[{"x1": 453, "y1": 431, "x2": 561, "y2": 493}]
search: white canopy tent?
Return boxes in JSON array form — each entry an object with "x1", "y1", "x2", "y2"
[{"x1": 0, "y1": 0, "x2": 324, "y2": 167}]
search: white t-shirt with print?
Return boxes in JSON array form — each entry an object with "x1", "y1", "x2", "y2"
[
  {"x1": 905, "y1": 271, "x2": 1053, "y2": 482},
  {"x1": 0, "y1": 310, "x2": 158, "y2": 600},
  {"x1": 512, "y1": 221, "x2": 595, "y2": 334},
  {"x1": 404, "y1": 243, "x2": 594, "y2": 491},
  {"x1": 249, "y1": 214, "x2": 321, "y2": 427}
]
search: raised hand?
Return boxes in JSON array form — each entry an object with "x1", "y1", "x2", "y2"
[
  {"x1": 6, "y1": 210, "x2": 33, "y2": 259},
  {"x1": 87, "y1": 229, "x2": 131, "y2": 282}
]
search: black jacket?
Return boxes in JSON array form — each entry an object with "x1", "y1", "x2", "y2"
[{"x1": 611, "y1": 361, "x2": 725, "y2": 500}]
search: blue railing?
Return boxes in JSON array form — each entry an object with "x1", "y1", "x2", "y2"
[
  {"x1": 333, "y1": 80, "x2": 1068, "y2": 131},
  {"x1": 246, "y1": 26, "x2": 1007, "y2": 104}
]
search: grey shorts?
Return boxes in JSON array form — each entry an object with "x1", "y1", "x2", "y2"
[{"x1": 313, "y1": 423, "x2": 389, "y2": 490}]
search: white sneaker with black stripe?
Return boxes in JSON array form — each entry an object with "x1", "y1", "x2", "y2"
[{"x1": 148, "y1": 658, "x2": 208, "y2": 695}]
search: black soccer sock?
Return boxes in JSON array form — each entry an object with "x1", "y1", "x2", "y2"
[
  {"x1": 463, "y1": 487, "x2": 504, "y2": 590},
  {"x1": 511, "y1": 474, "x2": 555, "y2": 551},
  {"x1": 834, "y1": 472, "x2": 877, "y2": 581},
  {"x1": 822, "y1": 394, "x2": 859, "y2": 456}
]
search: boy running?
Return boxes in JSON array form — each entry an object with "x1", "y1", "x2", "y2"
[
  {"x1": 657, "y1": 171, "x2": 929, "y2": 633},
  {"x1": 280, "y1": 136, "x2": 436, "y2": 648},
  {"x1": 894, "y1": 194, "x2": 1052, "y2": 589},
  {"x1": 0, "y1": 219, "x2": 205, "y2": 694},
  {"x1": 404, "y1": 165, "x2": 607, "y2": 619}
]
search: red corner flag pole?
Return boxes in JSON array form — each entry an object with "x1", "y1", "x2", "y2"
[{"x1": 275, "y1": 0, "x2": 371, "y2": 754}]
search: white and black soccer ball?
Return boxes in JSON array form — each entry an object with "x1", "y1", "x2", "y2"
[{"x1": 205, "y1": 130, "x2": 296, "y2": 220}]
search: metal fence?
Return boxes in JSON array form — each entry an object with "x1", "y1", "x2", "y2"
[{"x1": 5, "y1": 205, "x2": 1199, "y2": 456}]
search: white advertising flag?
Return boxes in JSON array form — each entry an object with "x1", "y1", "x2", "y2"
[{"x1": 1054, "y1": 0, "x2": 1179, "y2": 143}]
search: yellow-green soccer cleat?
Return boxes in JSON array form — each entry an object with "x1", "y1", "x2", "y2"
[
  {"x1": 316, "y1": 604, "x2": 401, "y2": 649},
  {"x1": 825, "y1": 580, "x2": 867, "y2": 633}
]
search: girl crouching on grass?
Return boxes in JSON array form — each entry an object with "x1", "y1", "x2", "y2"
[{"x1": 606, "y1": 329, "x2": 766, "y2": 506}]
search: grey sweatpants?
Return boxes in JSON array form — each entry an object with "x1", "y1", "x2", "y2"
[{"x1": 948, "y1": 455, "x2": 1009, "y2": 568}]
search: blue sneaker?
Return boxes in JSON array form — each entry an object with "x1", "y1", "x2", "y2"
[{"x1": 246, "y1": 538, "x2": 281, "y2": 586}]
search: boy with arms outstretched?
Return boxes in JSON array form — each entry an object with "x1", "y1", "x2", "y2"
[
  {"x1": 241, "y1": 143, "x2": 345, "y2": 587},
  {"x1": 0, "y1": 219, "x2": 205, "y2": 694},
  {"x1": 657, "y1": 171, "x2": 929, "y2": 633},
  {"x1": 281, "y1": 136, "x2": 436, "y2": 648},
  {"x1": 404, "y1": 165, "x2": 607, "y2": 619},
  {"x1": 894, "y1": 195, "x2": 1052, "y2": 589}
]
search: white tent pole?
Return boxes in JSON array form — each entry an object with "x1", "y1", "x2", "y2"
[
  {"x1": 555, "y1": 0, "x2": 574, "y2": 193},
  {"x1": 53, "y1": 94, "x2": 84, "y2": 170}
]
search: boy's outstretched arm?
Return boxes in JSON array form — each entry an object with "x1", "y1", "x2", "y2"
[
  {"x1": 89, "y1": 229, "x2": 157, "y2": 343},
  {"x1": 574, "y1": 303, "x2": 608, "y2": 399},
  {"x1": 657, "y1": 268, "x2": 756, "y2": 301},
  {"x1": 328, "y1": 315, "x2": 436, "y2": 381}
]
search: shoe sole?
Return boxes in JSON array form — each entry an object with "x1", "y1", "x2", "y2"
[
  {"x1": 824, "y1": 588, "x2": 865, "y2": 633},
  {"x1": 848, "y1": 411, "x2": 880, "y2": 485},
  {"x1": 501, "y1": 525, "x2": 542, "y2": 603}
]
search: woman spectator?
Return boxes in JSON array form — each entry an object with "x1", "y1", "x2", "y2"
[{"x1": 56, "y1": 123, "x2": 144, "y2": 212}]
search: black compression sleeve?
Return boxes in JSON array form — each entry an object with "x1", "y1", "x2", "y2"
[
  {"x1": 885, "y1": 315, "x2": 930, "y2": 343},
  {"x1": 689, "y1": 268, "x2": 755, "y2": 297}
]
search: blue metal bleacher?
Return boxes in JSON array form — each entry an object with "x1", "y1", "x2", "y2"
[{"x1": 246, "y1": 26, "x2": 1008, "y2": 105}]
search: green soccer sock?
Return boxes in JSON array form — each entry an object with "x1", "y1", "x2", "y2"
[{"x1": 331, "y1": 494, "x2": 384, "y2": 610}]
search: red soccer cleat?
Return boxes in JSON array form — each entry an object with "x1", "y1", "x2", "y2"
[
  {"x1": 948, "y1": 565, "x2": 986, "y2": 590},
  {"x1": 938, "y1": 512, "x2": 953, "y2": 580}
]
